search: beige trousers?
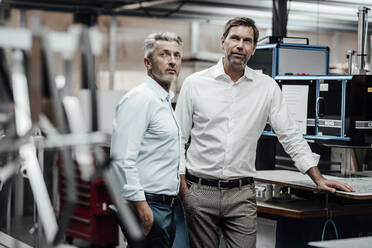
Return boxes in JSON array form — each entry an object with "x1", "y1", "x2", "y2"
[{"x1": 182, "y1": 181, "x2": 257, "y2": 248}]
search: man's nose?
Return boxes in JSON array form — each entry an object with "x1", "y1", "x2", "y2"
[
  {"x1": 237, "y1": 39, "x2": 243, "y2": 49},
  {"x1": 168, "y1": 56, "x2": 177, "y2": 66}
]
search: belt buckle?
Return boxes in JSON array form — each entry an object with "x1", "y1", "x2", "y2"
[{"x1": 218, "y1": 179, "x2": 230, "y2": 189}]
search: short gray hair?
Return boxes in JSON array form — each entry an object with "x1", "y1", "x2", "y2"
[{"x1": 144, "y1": 32, "x2": 183, "y2": 59}]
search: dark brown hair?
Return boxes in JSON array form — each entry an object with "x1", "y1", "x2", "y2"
[{"x1": 222, "y1": 17, "x2": 259, "y2": 45}]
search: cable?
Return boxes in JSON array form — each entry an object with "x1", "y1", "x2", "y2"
[
  {"x1": 317, "y1": 0, "x2": 320, "y2": 45},
  {"x1": 321, "y1": 219, "x2": 339, "y2": 241},
  {"x1": 272, "y1": 0, "x2": 281, "y2": 36},
  {"x1": 272, "y1": 0, "x2": 291, "y2": 37},
  {"x1": 138, "y1": 0, "x2": 188, "y2": 18},
  {"x1": 258, "y1": 35, "x2": 270, "y2": 43},
  {"x1": 286, "y1": 0, "x2": 292, "y2": 26}
]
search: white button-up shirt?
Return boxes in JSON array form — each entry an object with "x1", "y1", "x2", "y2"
[
  {"x1": 175, "y1": 59, "x2": 319, "y2": 179},
  {"x1": 110, "y1": 76, "x2": 180, "y2": 201}
]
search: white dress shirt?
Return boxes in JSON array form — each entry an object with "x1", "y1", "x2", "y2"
[
  {"x1": 175, "y1": 59, "x2": 319, "y2": 179},
  {"x1": 110, "y1": 76, "x2": 180, "y2": 201}
]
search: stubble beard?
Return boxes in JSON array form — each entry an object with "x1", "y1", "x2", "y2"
[
  {"x1": 152, "y1": 70, "x2": 177, "y2": 85},
  {"x1": 227, "y1": 53, "x2": 249, "y2": 70}
]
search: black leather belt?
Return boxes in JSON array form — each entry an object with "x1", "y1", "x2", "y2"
[
  {"x1": 145, "y1": 193, "x2": 177, "y2": 207},
  {"x1": 186, "y1": 173, "x2": 253, "y2": 189}
]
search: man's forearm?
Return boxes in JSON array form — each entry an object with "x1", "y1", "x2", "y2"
[
  {"x1": 130, "y1": 200, "x2": 149, "y2": 213},
  {"x1": 306, "y1": 166, "x2": 354, "y2": 193},
  {"x1": 129, "y1": 200, "x2": 153, "y2": 235},
  {"x1": 179, "y1": 174, "x2": 188, "y2": 198},
  {"x1": 306, "y1": 166, "x2": 325, "y2": 185}
]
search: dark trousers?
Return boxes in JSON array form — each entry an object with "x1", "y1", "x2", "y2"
[
  {"x1": 172, "y1": 203, "x2": 189, "y2": 248},
  {"x1": 144, "y1": 200, "x2": 176, "y2": 248}
]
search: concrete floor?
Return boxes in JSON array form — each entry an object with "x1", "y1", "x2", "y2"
[
  {"x1": 0, "y1": 216, "x2": 107, "y2": 248},
  {"x1": 0, "y1": 216, "x2": 35, "y2": 247}
]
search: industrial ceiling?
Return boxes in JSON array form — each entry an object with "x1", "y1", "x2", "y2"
[{"x1": 2, "y1": 0, "x2": 372, "y2": 32}]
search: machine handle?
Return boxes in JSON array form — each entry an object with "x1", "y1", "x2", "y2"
[{"x1": 316, "y1": 97, "x2": 325, "y2": 118}]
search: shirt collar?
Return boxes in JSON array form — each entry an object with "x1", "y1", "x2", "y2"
[
  {"x1": 144, "y1": 76, "x2": 175, "y2": 101},
  {"x1": 212, "y1": 58, "x2": 254, "y2": 81}
]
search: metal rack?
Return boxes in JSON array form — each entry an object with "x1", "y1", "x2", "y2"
[{"x1": 262, "y1": 74, "x2": 372, "y2": 146}]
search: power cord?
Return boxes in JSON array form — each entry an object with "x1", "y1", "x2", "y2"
[
  {"x1": 321, "y1": 193, "x2": 339, "y2": 241},
  {"x1": 138, "y1": 0, "x2": 188, "y2": 18},
  {"x1": 321, "y1": 219, "x2": 339, "y2": 241}
]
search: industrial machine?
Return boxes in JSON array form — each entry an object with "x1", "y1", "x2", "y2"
[
  {"x1": 247, "y1": 42, "x2": 329, "y2": 77},
  {"x1": 250, "y1": 10, "x2": 372, "y2": 147},
  {"x1": 271, "y1": 74, "x2": 372, "y2": 146},
  {"x1": 254, "y1": 7, "x2": 372, "y2": 180}
]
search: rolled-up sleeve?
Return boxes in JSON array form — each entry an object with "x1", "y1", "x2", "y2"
[
  {"x1": 268, "y1": 83, "x2": 319, "y2": 173},
  {"x1": 110, "y1": 92, "x2": 152, "y2": 201},
  {"x1": 175, "y1": 78, "x2": 194, "y2": 175}
]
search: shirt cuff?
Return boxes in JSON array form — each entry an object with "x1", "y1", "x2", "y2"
[
  {"x1": 179, "y1": 161, "x2": 186, "y2": 175},
  {"x1": 122, "y1": 186, "x2": 146, "y2": 202},
  {"x1": 295, "y1": 152, "x2": 320, "y2": 174}
]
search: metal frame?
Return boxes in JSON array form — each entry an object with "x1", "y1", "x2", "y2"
[
  {"x1": 262, "y1": 131, "x2": 350, "y2": 142},
  {"x1": 263, "y1": 75, "x2": 354, "y2": 143},
  {"x1": 341, "y1": 79, "x2": 347, "y2": 137},
  {"x1": 0, "y1": 17, "x2": 145, "y2": 248},
  {"x1": 315, "y1": 79, "x2": 320, "y2": 136},
  {"x1": 0, "y1": 231, "x2": 33, "y2": 248},
  {"x1": 256, "y1": 43, "x2": 330, "y2": 77}
]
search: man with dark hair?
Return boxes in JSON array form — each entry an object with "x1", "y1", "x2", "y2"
[
  {"x1": 222, "y1": 17, "x2": 259, "y2": 44},
  {"x1": 111, "y1": 32, "x2": 183, "y2": 248},
  {"x1": 175, "y1": 17, "x2": 353, "y2": 248}
]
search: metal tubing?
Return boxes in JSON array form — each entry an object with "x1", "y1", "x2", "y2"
[
  {"x1": 103, "y1": 166, "x2": 145, "y2": 246},
  {"x1": 35, "y1": 134, "x2": 44, "y2": 248},
  {"x1": 346, "y1": 50, "x2": 355, "y2": 74},
  {"x1": 191, "y1": 21, "x2": 199, "y2": 54},
  {"x1": 6, "y1": 180, "x2": 12, "y2": 234},
  {"x1": 315, "y1": 80, "x2": 320, "y2": 135},
  {"x1": 341, "y1": 80, "x2": 346, "y2": 137},
  {"x1": 356, "y1": 6, "x2": 369, "y2": 74},
  {"x1": 39, "y1": 26, "x2": 77, "y2": 245},
  {"x1": 0, "y1": 160, "x2": 19, "y2": 192},
  {"x1": 63, "y1": 59, "x2": 73, "y2": 96},
  {"x1": 109, "y1": 15, "x2": 117, "y2": 90},
  {"x1": 82, "y1": 28, "x2": 98, "y2": 132}
]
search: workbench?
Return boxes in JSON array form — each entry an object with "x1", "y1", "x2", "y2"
[
  {"x1": 309, "y1": 236, "x2": 372, "y2": 248},
  {"x1": 254, "y1": 170, "x2": 372, "y2": 248},
  {"x1": 255, "y1": 170, "x2": 372, "y2": 200}
]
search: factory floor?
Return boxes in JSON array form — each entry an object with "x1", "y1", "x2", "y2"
[
  {"x1": 0, "y1": 216, "x2": 102, "y2": 248},
  {"x1": 1, "y1": 204, "x2": 202, "y2": 248},
  {"x1": 1, "y1": 216, "x2": 34, "y2": 246}
]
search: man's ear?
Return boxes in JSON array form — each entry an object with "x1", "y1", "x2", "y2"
[
  {"x1": 220, "y1": 37, "x2": 225, "y2": 50},
  {"x1": 144, "y1": 57, "x2": 152, "y2": 70},
  {"x1": 252, "y1": 44, "x2": 257, "y2": 56}
]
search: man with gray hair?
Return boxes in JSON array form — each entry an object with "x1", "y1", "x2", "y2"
[{"x1": 110, "y1": 32, "x2": 183, "y2": 247}]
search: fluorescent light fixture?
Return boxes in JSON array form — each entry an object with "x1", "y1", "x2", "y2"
[
  {"x1": 289, "y1": 12, "x2": 358, "y2": 22},
  {"x1": 290, "y1": 2, "x2": 358, "y2": 16},
  {"x1": 326, "y1": 0, "x2": 372, "y2": 5},
  {"x1": 178, "y1": 5, "x2": 272, "y2": 19}
]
